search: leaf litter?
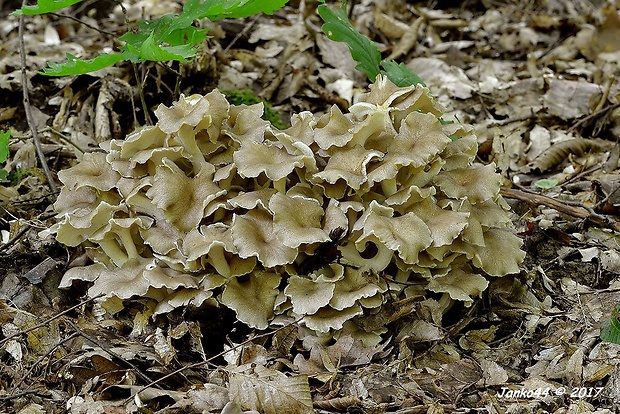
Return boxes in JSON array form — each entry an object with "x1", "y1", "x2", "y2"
[{"x1": 1, "y1": 0, "x2": 620, "y2": 412}]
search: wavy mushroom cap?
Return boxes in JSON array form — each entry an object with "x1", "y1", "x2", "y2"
[{"x1": 51, "y1": 79, "x2": 525, "y2": 335}]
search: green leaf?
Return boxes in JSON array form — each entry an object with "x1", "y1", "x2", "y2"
[
  {"x1": 317, "y1": 4, "x2": 381, "y2": 82},
  {"x1": 34, "y1": 0, "x2": 289, "y2": 76},
  {"x1": 195, "y1": 0, "x2": 289, "y2": 20},
  {"x1": 380, "y1": 60, "x2": 426, "y2": 87},
  {"x1": 12, "y1": 0, "x2": 83, "y2": 16},
  {"x1": 600, "y1": 306, "x2": 620, "y2": 344},
  {"x1": 39, "y1": 53, "x2": 126, "y2": 76},
  {"x1": 0, "y1": 130, "x2": 10, "y2": 163},
  {"x1": 534, "y1": 178, "x2": 559, "y2": 189},
  {"x1": 123, "y1": 32, "x2": 197, "y2": 62}
]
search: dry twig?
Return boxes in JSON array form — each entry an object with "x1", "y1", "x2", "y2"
[{"x1": 18, "y1": 1, "x2": 57, "y2": 193}]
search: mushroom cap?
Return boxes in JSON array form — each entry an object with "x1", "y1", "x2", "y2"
[
  {"x1": 51, "y1": 74, "x2": 524, "y2": 336},
  {"x1": 58, "y1": 152, "x2": 120, "y2": 191},
  {"x1": 269, "y1": 193, "x2": 329, "y2": 248},
  {"x1": 231, "y1": 209, "x2": 297, "y2": 268},
  {"x1": 146, "y1": 159, "x2": 225, "y2": 233}
]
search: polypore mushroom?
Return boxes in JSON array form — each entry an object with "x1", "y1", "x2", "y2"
[
  {"x1": 313, "y1": 105, "x2": 354, "y2": 150},
  {"x1": 220, "y1": 271, "x2": 281, "y2": 330},
  {"x1": 55, "y1": 199, "x2": 123, "y2": 247},
  {"x1": 182, "y1": 223, "x2": 238, "y2": 276},
  {"x1": 233, "y1": 140, "x2": 306, "y2": 193},
  {"x1": 87, "y1": 257, "x2": 198, "y2": 300},
  {"x1": 90, "y1": 216, "x2": 153, "y2": 267},
  {"x1": 146, "y1": 158, "x2": 225, "y2": 233},
  {"x1": 269, "y1": 192, "x2": 329, "y2": 248},
  {"x1": 328, "y1": 266, "x2": 384, "y2": 311},
  {"x1": 231, "y1": 209, "x2": 297, "y2": 268},
  {"x1": 433, "y1": 164, "x2": 502, "y2": 204},
  {"x1": 427, "y1": 265, "x2": 488, "y2": 307},
  {"x1": 50, "y1": 75, "x2": 525, "y2": 338},
  {"x1": 58, "y1": 152, "x2": 121, "y2": 191},
  {"x1": 353, "y1": 200, "x2": 432, "y2": 266},
  {"x1": 284, "y1": 275, "x2": 335, "y2": 315},
  {"x1": 312, "y1": 145, "x2": 383, "y2": 195}
]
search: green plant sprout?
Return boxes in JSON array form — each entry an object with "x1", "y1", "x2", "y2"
[
  {"x1": 317, "y1": 2, "x2": 425, "y2": 87},
  {"x1": 0, "y1": 130, "x2": 10, "y2": 182},
  {"x1": 13, "y1": 0, "x2": 289, "y2": 76},
  {"x1": 601, "y1": 305, "x2": 620, "y2": 344},
  {"x1": 534, "y1": 178, "x2": 558, "y2": 189}
]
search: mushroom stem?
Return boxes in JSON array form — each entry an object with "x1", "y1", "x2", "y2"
[
  {"x1": 438, "y1": 293, "x2": 455, "y2": 313},
  {"x1": 273, "y1": 177, "x2": 287, "y2": 193},
  {"x1": 394, "y1": 269, "x2": 410, "y2": 284},
  {"x1": 207, "y1": 244, "x2": 231, "y2": 278},
  {"x1": 213, "y1": 208, "x2": 227, "y2": 223},
  {"x1": 127, "y1": 192, "x2": 165, "y2": 220},
  {"x1": 116, "y1": 227, "x2": 140, "y2": 260},
  {"x1": 97, "y1": 238, "x2": 129, "y2": 267},
  {"x1": 380, "y1": 178, "x2": 397, "y2": 197}
]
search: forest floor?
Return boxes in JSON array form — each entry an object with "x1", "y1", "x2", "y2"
[{"x1": 1, "y1": 0, "x2": 620, "y2": 412}]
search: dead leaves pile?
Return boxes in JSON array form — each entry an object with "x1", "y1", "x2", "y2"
[{"x1": 3, "y1": 0, "x2": 620, "y2": 412}]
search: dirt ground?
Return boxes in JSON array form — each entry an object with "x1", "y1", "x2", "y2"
[{"x1": 1, "y1": 0, "x2": 620, "y2": 413}]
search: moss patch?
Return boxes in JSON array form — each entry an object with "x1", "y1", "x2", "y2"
[{"x1": 223, "y1": 89, "x2": 289, "y2": 130}]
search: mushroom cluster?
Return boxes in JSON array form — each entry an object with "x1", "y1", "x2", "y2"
[{"x1": 48, "y1": 75, "x2": 525, "y2": 334}]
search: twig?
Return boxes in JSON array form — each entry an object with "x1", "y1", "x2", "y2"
[
  {"x1": 133, "y1": 63, "x2": 152, "y2": 125},
  {"x1": 594, "y1": 74, "x2": 615, "y2": 113},
  {"x1": 18, "y1": 2, "x2": 58, "y2": 193},
  {"x1": 500, "y1": 187, "x2": 620, "y2": 232},
  {"x1": 0, "y1": 389, "x2": 42, "y2": 401},
  {"x1": 0, "y1": 294, "x2": 104, "y2": 347},
  {"x1": 122, "y1": 317, "x2": 304, "y2": 405},
  {"x1": 9, "y1": 332, "x2": 80, "y2": 392},
  {"x1": 64, "y1": 319, "x2": 162, "y2": 388},
  {"x1": 0, "y1": 224, "x2": 31, "y2": 254},
  {"x1": 222, "y1": 14, "x2": 260, "y2": 54},
  {"x1": 50, "y1": 12, "x2": 119, "y2": 37},
  {"x1": 568, "y1": 101, "x2": 620, "y2": 133}
]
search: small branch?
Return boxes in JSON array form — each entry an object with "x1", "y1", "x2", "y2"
[
  {"x1": 9, "y1": 332, "x2": 80, "y2": 392},
  {"x1": 50, "y1": 12, "x2": 119, "y2": 37},
  {"x1": 18, "y1": 4, "x2": 58, "y2": 193},
  {"x1": 133, "y1": 63, "x2": 152, "y2": 125},
  {"x1": 0, "y1": 224, "x2": 31, "y2": 254},
  {"x1": 0, "y1": 294, "x2": 104, "y2": 347},
  {"x1": 500, "y1": 187, "x2": 620, "y2": 232},
  {"x1": 222, "y1": 14, "x2": 260, "y2": 54},
  {"x1": 64, "y1": 319, "x2": 162, "y2": 388}
]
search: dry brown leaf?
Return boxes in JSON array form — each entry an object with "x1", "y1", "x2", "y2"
[{"x1": 527, "y1": 138, "x2": 611, "y2": 172}]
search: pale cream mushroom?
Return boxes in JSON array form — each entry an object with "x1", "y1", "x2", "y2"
[
  {"x1": 353, "y1": 200, "x2": 432, "y2": 266},
  {"x1": 182, "y1": 223, "x2": 238, "y2": 277},
  {"x1": 284, "y1": 275, "x2": 335, "y2": 315},
  {"x1": 220, "y1": 271, "x2": 280, "y2": 330},
  {"x1": 50, "y1": 75, "x2": 526, "y2": 336},
  {"x1": 87, "y1": 257, "x2": 198, "y2": 300},
  {"x1": 269, "y1": 192, "x2": 329, "y2": 248},
  {"x1": 312, "y1": 145, "x2": 383, "y2": 195},
  {"x1": 313, "y1": 105, "x2": 354, "y2": 150},
  {"x1": 231, "y1": 209, "x2": 297, "y2": 268},
  {"x1": 146, "y1": 158, "x2": 225, "y2": 233},
  {"x1": 58, "y1": 152, "x2": 120, "y2": 191},
  {"x1": 433, "y1": 164, "x2": 502, "y2": 204},
  {"x1": 223, "y1": 103, "x2": 270, "y2": 144},
  {"x1": 90, "y1": 216, "x2": 153, "y2": 267},
  {"x1": 233, "y1": 140, "x2": 306, "y2": 193}
]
